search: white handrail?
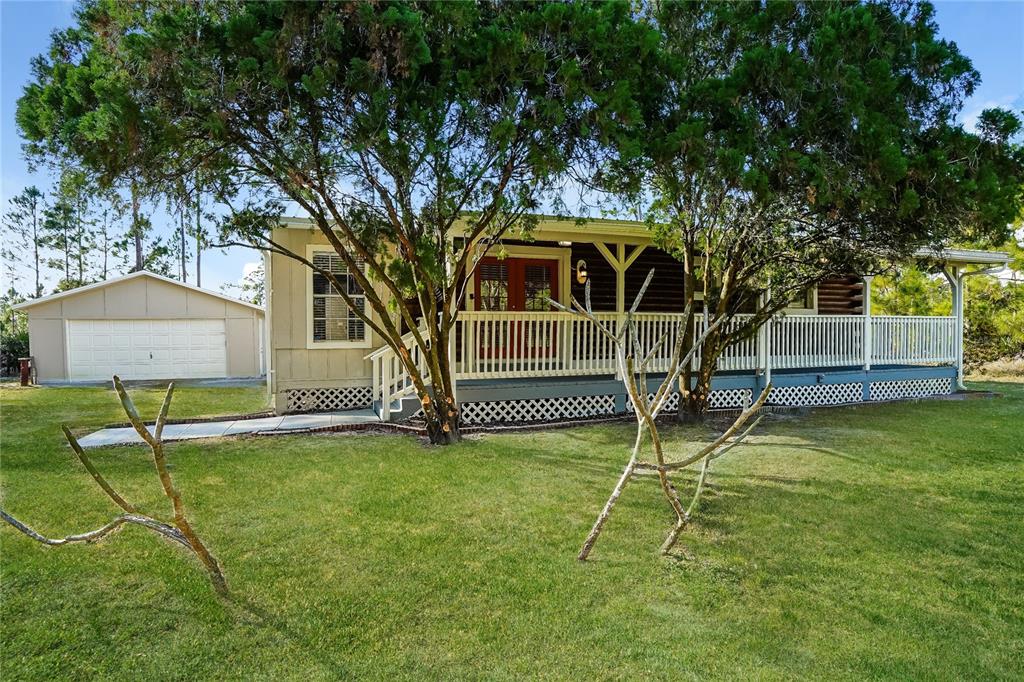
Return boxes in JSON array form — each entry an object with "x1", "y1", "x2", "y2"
[
  {"x1": 367, "y1": 311, "x2": 959, "y2": 418},
  {"x1": 367, "y1": 324, "x2": 429, "y2": 419}
]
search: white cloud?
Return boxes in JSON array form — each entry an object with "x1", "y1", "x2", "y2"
[{"x1": 240, "y1": 260, "x2": 261, "y2": 282}]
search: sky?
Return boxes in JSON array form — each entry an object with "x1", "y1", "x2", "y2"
[{"x1": 1, "y1": 1, "x2": 1022, "y2": 297}]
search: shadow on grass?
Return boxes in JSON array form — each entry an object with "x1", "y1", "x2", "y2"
[{"x1": 226, "y1": 595, "x2": 354, "y2": 678}]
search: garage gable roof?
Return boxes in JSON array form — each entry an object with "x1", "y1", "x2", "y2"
[{"x1": 12, "y1": 270, "x2": 265, "y2": 313}]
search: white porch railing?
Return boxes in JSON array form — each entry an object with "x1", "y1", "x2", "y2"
[
  {"x1": 455, "y1": 312, "x2": 685, "y2": 379},
  {"x1": 368, "y1": 312, "x2": 957, "y2": 415},
  {"x1": 366, "y1": 325, "x2": 430, "y2": 420},
  {"x1": 768, "y1": 315, "x2": 866, "y2": 368},
  {"x1": 870, "y1": 315, "x2": 957, "y2": 365}
]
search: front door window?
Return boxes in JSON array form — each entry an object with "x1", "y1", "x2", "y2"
[
  {"x1": 523, "y1": 264, "x2": 554, "y2": 311},
  {"x1": 478, "y1": 261, "x2": 510, "y2": 311},
  {"x1": 475, "y1": 257, "x2": 558, "y2": 312},
  {"x1": 474, "y1": 257, "x2": 560, "y2": 360}
]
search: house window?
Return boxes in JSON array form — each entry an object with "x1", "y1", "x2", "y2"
[{"x1": 311, "y1": 251, "x2": 366, "y2": 344}]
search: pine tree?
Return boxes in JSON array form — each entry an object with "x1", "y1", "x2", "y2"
[{"x1": 2, "y1": 186, "x2": 45, "y2": 297}]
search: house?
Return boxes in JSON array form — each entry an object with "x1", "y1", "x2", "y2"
[
  {"x1": 266, "y1": 217, "x2": 1008, "y2": 423},
  {"x1": 14, "y1": 271, "x2": 266, "y2": 383}
]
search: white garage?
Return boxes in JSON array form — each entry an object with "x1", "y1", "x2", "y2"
[{"x1": 15, "y1": 271, "x2": 265, "y2": 383}]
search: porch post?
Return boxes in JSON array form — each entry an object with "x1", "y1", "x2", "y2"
[
  {"x1": 381, "y1": 359, "x2": 392, "y2": 421},
  {"x1": 615, "y1": 243, "x2": 626, "y2": 314},
  {"x1": 449, "y1": 331, "x2": 458, "y2": 405},
  {"x1": 862, "y1": 275, "x2": 873, "y2": 371},
  {"x1": 757, "y1": 291, "x2": 772, "y2": 387},
  {"x1": 594, "y1": 241, "x2": 648, "y2": 315},
  {"x1": 953, "y1": 267, "x2": 966, "y2": 390},
  {"x1": 594, "y1": 241, "x2": 648, "y2": 381}
]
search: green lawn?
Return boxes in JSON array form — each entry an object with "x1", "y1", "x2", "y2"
[{"x1": 2, "y1": 381, "x2": 1022, "y2": 680}]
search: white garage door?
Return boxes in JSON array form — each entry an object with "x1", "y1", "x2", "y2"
[{"x1": 67, "y1": 319, "x2": 227, "y2": 381}]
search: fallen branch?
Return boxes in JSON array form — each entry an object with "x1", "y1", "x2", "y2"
[
  {"x1": 1, "y1": 376, "x2": 228, "y2": 596},
  {"x1": 1, "y1": 510, "x2": 190, "y2": 548}
]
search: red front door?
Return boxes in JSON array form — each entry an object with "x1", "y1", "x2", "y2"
[{"x1": 475, "y1": 257, "x2": 559, "y2": 359}]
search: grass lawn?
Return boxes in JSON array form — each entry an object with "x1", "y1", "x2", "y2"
[{"x1": 2, "y1": 381, "x2": 1022, "y2": 680}]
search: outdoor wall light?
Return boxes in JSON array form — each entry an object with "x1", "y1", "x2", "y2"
[
  {"x1": 557, "y1": 240, "x2": 573, "y2": 247},
  {"x1": 576, "y1": 259, "x2": 588, "y2": 284}
]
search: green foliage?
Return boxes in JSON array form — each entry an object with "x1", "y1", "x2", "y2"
[
  {"x1": 872, "y1": 269, "x2": 951, "y2": 317},
  {"x1": 0, "y1": 289, "x2": 29, "y2": 376},
  {"x1": 588, "y1": 1, "x2": 1024, "y2": 413},
  {"x1": 602, "y1": 1, "x2": 1022, "y2": 306},
  {"x1": 14, "y1": 0, "x2": 644, "y2": 438},
  {"x1": 15, "y1": 1, "x2": 623, "y2": 275},
  {"x1": 962, "y1": 276, "x2": 1024, "y2": 366}
]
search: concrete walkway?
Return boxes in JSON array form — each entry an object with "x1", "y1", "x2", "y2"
[{"x1": 77, "y1": 410, "x2": 380, "y2": 448}]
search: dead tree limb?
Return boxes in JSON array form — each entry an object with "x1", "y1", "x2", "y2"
[
  {"x1": 1, "y1": 376, "x2": 228, "y2": 596},
  {"x1": 558, "y1": 270, "x2": 772, "y2": 560},
  {"x1": 61, "y1": 425, "x2": 136, "y2": 513},
  {"x1": 1, "y1": 510, "x2": 190, "y2": 548},
  {"x1": 112, "y1": 377, "x2": 227, "y2": 594},
  {"x1": 577, "y1": 428, "x2": 644, "y2": 561}
]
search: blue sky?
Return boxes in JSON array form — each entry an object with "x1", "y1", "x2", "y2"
[{"x1": 2, "y1": 1, "x2": 1022, "y2": 296}]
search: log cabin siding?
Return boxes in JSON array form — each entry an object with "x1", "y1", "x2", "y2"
[
  {"x1": 624, "y1": 248, "x2": 687, "y2": 312},
  {"x1": 817, "y1": 275, "x2": 864, "y2": 315},
  {"x1": 569, "y1": 243, "x2": 618, "y2": 311}
]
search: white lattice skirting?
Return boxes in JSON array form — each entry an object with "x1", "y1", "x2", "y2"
[
  {"x1": 460, "y1": 395, "x2": 616, "y2": 425},
  {"x1": 625, "y1": 388, "x2": 754, "y2": 413},
  {"x1": 709, "y1": 388, "x2": 755, "y2": 409},
  {"x1": 768, "y1": 382, "x2": 864, "y2": 407},
  {"x1": 869, "y1": 377, "x2": 952, "y2": 402},
  {"x1": 284, "y1": 386, "x2": 373, "y2": 413}
]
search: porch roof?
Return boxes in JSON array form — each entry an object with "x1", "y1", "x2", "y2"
[
  {"x1": 279, "y1": 214, "x2": 652, "y2": 242},
  {"x1": 913, "y1": 247, "x2": 1011, "y2": 266},
  {"x1": 279, "y1": 215, "x2": 1012, "y2": 266}
]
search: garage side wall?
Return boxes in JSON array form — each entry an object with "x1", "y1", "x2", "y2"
[
  {"x1": 26, "y1": 302, "x2": 67, "y2": 381},
  {"x1": 25, "y1": 276, "x2": 264, "y2": 381}
]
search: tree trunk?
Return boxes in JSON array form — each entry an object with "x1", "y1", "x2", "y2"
[
  {"x1": 32, "y1": 210, "x2": 41, "y2": 297},
  {"x1": 423, "y1": 385, "x2": 461, "y2": 445},
  {"x1": 102, "y1": 224, "x2": 109, "y2": 279},
  {"x1": 677, "y1": 309, "x2": 698, "y2": 423},
  {"x1": 180, "y1": 208, "x2": 187, "y2": 283},
  {"x1": 63, "y1": 224, "x2": 70, "y2": 281},
  {"x1": 681, "y1": 382, "x2": 709, "y2": 423},
  {"x1": 194, "y1": 191, "x2": 202, "y2": 287},
  {"x1": 679, "y1": 320, "x2": 717, "y2": 424},
  {"x1": 131, "y1": 183, "x2": 143, "y2": 272},
  {"x1": 77, "y1": 198, "x2": 84, "y2": 285}
]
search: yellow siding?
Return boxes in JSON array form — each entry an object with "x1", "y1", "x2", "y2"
[{"x1": 269, "y1": 227, "x2": 385, "y2": 403}]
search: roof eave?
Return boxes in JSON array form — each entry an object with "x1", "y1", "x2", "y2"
[
  {"x1": 912, "y1": 247, "x2": 1011, "y2": 266},
  {"x1": 12, "y1": 270, "x2": 265, "y2": 313}
]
